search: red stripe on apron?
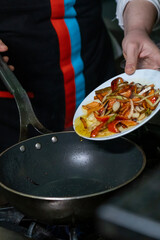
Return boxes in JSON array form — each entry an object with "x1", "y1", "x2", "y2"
[
  {"x1": 0, "y1": 91, "x2": 34, "y2": 99},
  {"x1": 50, "y1": 0, "x2": 76, "y2": 129}
]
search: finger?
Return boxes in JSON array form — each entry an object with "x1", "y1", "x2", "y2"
[
  {"x1": 2, "y1": 56, "x2": 9, "y2": 63},
  {"x1": 2, "y1": 56, "x2": 15, "y2": 71},
  {"x1": 0, "y1": 40, "x2": 8, "y2": 52},
  {"x1": 8, "y1": 65, "x2": 15, "y2": 71},
  {"x1": 124, "y1": 45, "x2": 139, "y2": 75}
]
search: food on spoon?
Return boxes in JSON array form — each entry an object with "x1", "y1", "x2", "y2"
[{"x1": 74, "y1": 77, "x2": 160, "y2": 138}]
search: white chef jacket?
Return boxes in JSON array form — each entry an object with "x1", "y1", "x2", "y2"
[{"x1": 116, "y1": 0, "x2": 160, "y2": 28}]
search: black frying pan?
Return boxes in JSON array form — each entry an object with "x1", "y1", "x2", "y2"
[{"x1": 0, "y1": 56, "x2": 146, "y2": 224}]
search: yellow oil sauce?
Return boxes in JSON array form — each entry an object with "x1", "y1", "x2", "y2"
[
  {"x1": 74, "y1": 116, "x2": 91, "y2": 138},
  {"x1": 74, "y1": 116, "x2": 114, "y2": 138}
]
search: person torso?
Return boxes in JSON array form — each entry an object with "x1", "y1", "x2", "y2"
[{"x1": 0, "y1": 0, "x2": 115, "y2": 131}]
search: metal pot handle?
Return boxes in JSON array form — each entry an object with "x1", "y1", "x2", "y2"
[{"x1": 0, "y1": 55, "x2": 52, "y2": 141}]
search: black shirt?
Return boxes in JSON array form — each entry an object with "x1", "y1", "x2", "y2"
[{"x1": 0, "y1": 0, "x2": 116, "y2": 150}]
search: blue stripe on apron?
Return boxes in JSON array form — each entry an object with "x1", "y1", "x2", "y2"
[{"x1": 64, "y1": 0, "x2": 85, "y2": 109}]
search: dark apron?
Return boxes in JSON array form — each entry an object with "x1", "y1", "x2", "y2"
[{"x1": 0, "y1": 0, "x2": 116, "y2": 151}]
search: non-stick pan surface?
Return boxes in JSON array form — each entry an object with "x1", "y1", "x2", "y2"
[{"x1": 0, "y1": 131, "x2": 146, "y2": 223}]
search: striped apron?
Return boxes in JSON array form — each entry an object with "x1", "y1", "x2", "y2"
[{"x1": 0, "y1": 0, "x2": 115, "y2": 150}]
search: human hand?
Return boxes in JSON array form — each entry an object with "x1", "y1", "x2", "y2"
[
  {"x1": 0, "y1": 39, "x2": 14, "y2": 71},
  {"x1": 122, "y1": 29, "x2": 160, "y2": 75}
]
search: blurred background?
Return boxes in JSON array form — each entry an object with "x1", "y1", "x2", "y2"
[{"x1": 102, "y1": 0, "x2": 123, "y2": 74}]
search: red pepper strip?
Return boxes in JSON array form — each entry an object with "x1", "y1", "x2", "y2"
[
  {"x1": 108, "y1": 120, "x2": 121, "y2": 133},
  {"x1": 94, "y1": 112, "x2": 110, "y2": 122},
  {"x1": 90, "y1": 122, "x2": 105, "y2": 138},
  {"x1": 150, "y1": 96, "x2": 157, "y2": 104},
  {"x1": 111, "y1": 77, "x2": 124, "y2": 92},
  {"x1": 108, "y1": 119, "x2": 137, "y2": 133}
]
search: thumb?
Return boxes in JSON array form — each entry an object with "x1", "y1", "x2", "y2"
[
  {"x1": 0, "y1": 39, "x2": 8, "y2": 52},
  {"x1": 124, "y1": 48, "x2": 138, "y2": 75}
]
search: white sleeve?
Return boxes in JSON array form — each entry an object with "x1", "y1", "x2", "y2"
[{"x1": 116, "y1": 0, "x2": 160, "y2": 29}]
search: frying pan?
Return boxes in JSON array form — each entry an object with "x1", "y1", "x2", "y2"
[{"x1": 0, "y1": 56, "x2": 146, "y2": 224}]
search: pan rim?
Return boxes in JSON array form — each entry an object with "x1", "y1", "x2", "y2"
[{"x1": 0, "y1": 131, "x2": 146, "y2": 200}]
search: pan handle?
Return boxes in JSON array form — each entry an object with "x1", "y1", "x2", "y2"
[{"x1": 0, "y1": 55, "x2": 52, "y2": 141}]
